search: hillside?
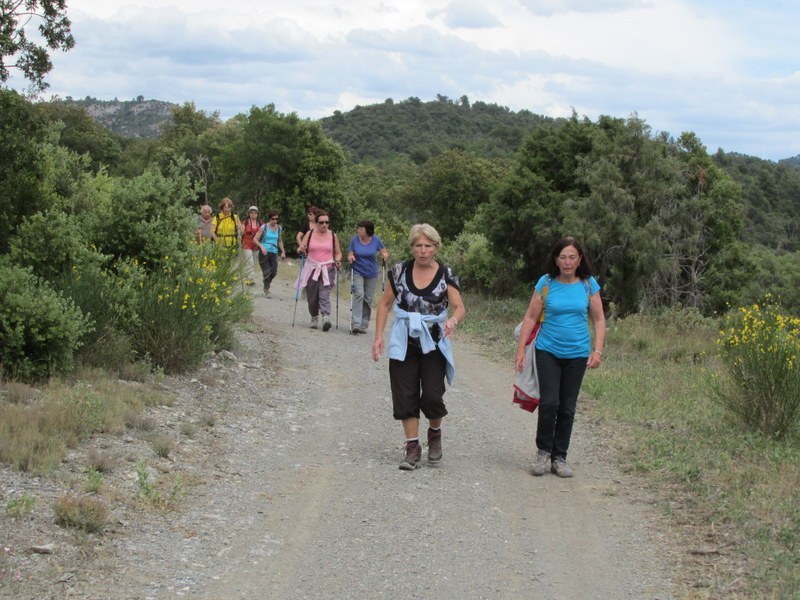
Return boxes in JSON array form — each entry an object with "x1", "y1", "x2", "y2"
[
  {"x1": 55, "y1": 96, "x2": 177, "y2": 138},
  {"x1": 319, "y1": 95, "x2": 555, "y2": 163}
]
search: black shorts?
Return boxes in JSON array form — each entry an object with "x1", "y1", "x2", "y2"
[{"x1": 389, "y1": 343, "x2": 448, "y2": 421}]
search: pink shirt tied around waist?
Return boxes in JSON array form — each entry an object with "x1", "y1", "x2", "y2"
[{"x1": 299, "y1": 230, "x2": 337, "y2": 288}]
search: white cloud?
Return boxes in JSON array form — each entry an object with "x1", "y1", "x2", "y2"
[{"x1": 8, "y1": 0, "x2": 800, "y2": 160}]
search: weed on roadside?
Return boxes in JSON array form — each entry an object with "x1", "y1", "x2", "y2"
[
  {"x1": 53, "y1": 494, "x2": 107, "y2": 534},
  {"x1": 5, "y1": 493, "x2": 35, "y2": 518}
]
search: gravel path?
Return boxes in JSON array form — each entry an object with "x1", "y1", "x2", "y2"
[{"x1": 2, "y1": 263, "x2": 682, "y2": 599}]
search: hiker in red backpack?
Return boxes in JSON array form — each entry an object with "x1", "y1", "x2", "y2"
[
  {"x1": 240, "y1": 206, "x2": 263, "y2": 286},
  {"x1": 297, "y1": 210, "x2": 342, "y2": 331},
  {"x1": 514, "y1": 236, "x2": 606, "y2": 479}
]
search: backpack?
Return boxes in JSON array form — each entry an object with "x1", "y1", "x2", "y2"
[{"x1": 306, "y1": 228, "x2": 337, "y2": 254}]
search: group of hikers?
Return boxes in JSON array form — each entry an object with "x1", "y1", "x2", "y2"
[{"x1": 195, "y1": 199, "x2": 606, "y2": 476}]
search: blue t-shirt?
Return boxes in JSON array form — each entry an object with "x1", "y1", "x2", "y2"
[
  {"x1": 534, "y1": 275, "x2": 600, "y2": 359},
  {"x1": 348, "y1": 235, "x2": 385, "y2": 278},
  {"x1": 258, "y1": 224, "x2": 281, "y2": 253}
]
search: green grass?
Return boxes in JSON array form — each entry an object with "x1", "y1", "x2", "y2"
[{"x1": 461, "y1": 294, "x2": 800, "y2": 598}]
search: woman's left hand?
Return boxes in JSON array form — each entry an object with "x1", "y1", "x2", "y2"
[
  {"x1": 443, "y1": 317, "x2": 458, "y2": 338},
  {"x1": 587, "y1": 351, "x2": 603, "y2": 369}
]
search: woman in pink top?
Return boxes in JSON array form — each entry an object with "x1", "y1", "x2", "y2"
[{"x1": 297, "y1": 210, "x2": 342, "y2": 331}]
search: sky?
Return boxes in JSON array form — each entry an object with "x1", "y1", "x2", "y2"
[{"x1": 10, "y1": 0, "x2": 800, "y2": 161}]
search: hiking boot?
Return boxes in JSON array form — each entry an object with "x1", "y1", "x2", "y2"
[
  {"x1": 531, "y1": 449, "x2": 550, "y2": 476},
  {"x1": 322, "y1": 316, "x2": 332, "y2": 332},
  {"x1": 310, "y1": 316, "x2": 319, "y2": 329},
  {"x1": 550, "y1": 457, "x2": 574, "y2": 478},
  {"x1": 399, "y1": 441, "x2": 422, "y2": 470},
  {"x1": 427, "y1": 428, "x2": 442, "y2": 464},
  {"x1": 350, "y1": 327, "x2": 362, "y2": 335},
  {"x1": 264, "y1": 288, "x2": 271, "y2": 298},
  {"x1": 357, "y1": 327, "x2": 368, "y2": 334}
]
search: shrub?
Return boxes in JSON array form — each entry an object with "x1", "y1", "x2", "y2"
[
  {"x1": 0, "y1": 263, "x2": 91, "y2": 381},
  {"x1": 53, "y1": 494, "x2": 107, "y2": 533},
  {"x1": 713, "y1": 301, "x2": 800, "y2": 438},
  {"x1": 440, "y1": 232, "x2": 507, "y2": 292},
  {"x1": 129, "y1": 244, "x2": 250, "y2": 373}
]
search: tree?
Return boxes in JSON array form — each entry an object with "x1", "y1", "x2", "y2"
[
  {"x1": 0, "y1": 0, "x2": 75, "y2": 92},
  {"x1": 0, "y1": 88, "x2": 48, "y2": 252}
]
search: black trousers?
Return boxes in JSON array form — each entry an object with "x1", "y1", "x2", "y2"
[
  {"x1": 535, "y1": 350, "x2": 588, "y2": 460},
  {"x1": 389, "y1": 343, "x2": 448, "y2": 421}
]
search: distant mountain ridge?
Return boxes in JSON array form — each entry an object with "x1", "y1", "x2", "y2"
[{"x1": 54, "y1": 96, "x2": 177, "y2": 139}]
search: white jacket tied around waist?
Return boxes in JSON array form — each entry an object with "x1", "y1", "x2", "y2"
[{"x1": 388, "y1": 305, "x2": 455, "y2": 385}]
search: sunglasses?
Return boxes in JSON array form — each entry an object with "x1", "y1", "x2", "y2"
[
  {"x1": 317, "y1": 220, "x2": 329, "y2": 224},
  {"x1": 270, "y1": 217, "x2": 279, "y2": 221}
]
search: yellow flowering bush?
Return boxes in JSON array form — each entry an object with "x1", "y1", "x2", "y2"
[
  {"x1": 131, "y1": 244, "x2": 251, "y2": 373},
  {"x1": 713, "y1": 301, "x2": 800, "y2": 438}
]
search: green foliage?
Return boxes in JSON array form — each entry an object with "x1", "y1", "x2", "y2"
[
  {"x1": 0, "y1": 89, "x2": 49, "y2": 252},
  {"x1": 5, "y1": 492, "x2": 35, "y2": 517},
  {"x1": 399, "y1": 148, "x2": 509, "y2": 240},
  {"x1": 9, "y1": 208, "x2": 107, "y2": 281},
  {"x1": 83, "y1": 467, "x2": 103, "y2": 493},
  {"x1": 129, "y1": 244, "x2": 250, "y2": 373},
  {"x1": 86, "y1": 166, "x2": 197, "y2": 271},
  {"x1": 319, "y1": 95, "x2": 553, "y2": 163},
  {"x1": 0, "y1": 262, "x2": 91, "y2": 381},
  {"x1": 35, "y1": 102, "x2": 123, "y2": 170},
  {"x1": 440, "y1": 232, "x2": 509, "y2": 292},
  {"x1": 0, "y1": 0, "x2": 75, "y2": 92},
  {"x1": 214, "y1": 105, "x2": 347, "y2": 239},
  {"x1": 713, "y1": 301, "x2": 800, "y2": 439}
]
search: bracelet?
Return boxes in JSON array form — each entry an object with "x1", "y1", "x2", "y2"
[{"x1": 593, "y1": 349, "x2": 603, "y2": 356}]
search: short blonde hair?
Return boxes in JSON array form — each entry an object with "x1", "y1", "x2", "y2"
[{"x1": 408, "y1": 223, "x2": 441, "y2": 248}]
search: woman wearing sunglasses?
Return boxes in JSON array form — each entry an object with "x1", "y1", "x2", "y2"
[
  {"x1": 297, "y1": 210, "x2": 342, "y2": 331},
  {"x1": 255, "y1": 210, "x2": 286, "y2": 298}
]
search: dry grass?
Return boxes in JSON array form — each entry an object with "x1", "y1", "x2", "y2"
[
  {"x1": 0, "y1": 373, "x2": 175, "y2": 474},
  {"x1": 53, "y1": 494, "x2": 108, "y2": 534}
]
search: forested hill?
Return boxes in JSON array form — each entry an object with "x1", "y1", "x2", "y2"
[{"x1": 318, "y1": 95, "x2": 555, "y2": 163}]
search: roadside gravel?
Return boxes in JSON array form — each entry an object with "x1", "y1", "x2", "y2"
[{"x1": 1, "y1": 263, "x2": 686, "y2": 599}]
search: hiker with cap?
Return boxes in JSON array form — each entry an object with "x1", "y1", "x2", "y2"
[{"x1": 241, "y1": 205, "x2": 263, "y2": 286}]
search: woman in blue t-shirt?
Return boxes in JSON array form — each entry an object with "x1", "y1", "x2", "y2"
[
  {"x1": 347, "y1": 220, "x2": 390, "y2": 334},
  {"x1": 514, "y1": 236, "x2": 606, "y2": 478}
]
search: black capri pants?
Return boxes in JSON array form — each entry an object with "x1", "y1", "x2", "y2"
[{"x1": 389, "y1": 343, "x2": 449, "y2": 421}]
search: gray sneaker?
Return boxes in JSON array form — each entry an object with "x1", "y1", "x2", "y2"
[
  {"x1": 322, "y1": 315, "x2": 332, "y2": 332},
  {"x1": 310, "y1": 316, "x2": 319, "y2": 329},
  {"x1": 531, "y1": 449, "x2": 550, "y2": 476},
  {"x1": 399, "y1": 442, "x2": 421, "y2": 470},
  {"x1": 551, "y1": 457, "x2": 574, "y2": 478}
]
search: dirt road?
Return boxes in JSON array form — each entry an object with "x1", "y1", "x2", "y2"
[{"x1": 3, "y1": 264, "x2": 681, "y2": 598}]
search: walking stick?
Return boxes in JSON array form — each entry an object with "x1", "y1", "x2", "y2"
[
  {"x1": 349, "y1": 266, "x2": 354, "y2": 333},
  {"x1": 381, "y1": 257, "x2": 386, "y2": 292},
  {"x1": 291, "y1": 254, "x2": 305, "y2": 328},
  {"x1": 335, "y1": 265, "x2": 340, "y2": 330}
]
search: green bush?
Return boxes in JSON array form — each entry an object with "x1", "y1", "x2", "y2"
[
  {"x1": 713, "y1": 301, "x2": 800, "y2": 439},
  {"x1": 8, "y1": 209, "x2": 107, "y2": 282},
  {"x1": 440, "y1": 232, "x2": 507, "y2": 291},
  {"x1": 129, "y1": 244, "x2": 251, "y2": 373},
  {"x1": 0, "y1": 263, "x2": 91, "y2": 381},
  {"x1": 85, "y1": 166, "x2": 197, "y2": 273}
]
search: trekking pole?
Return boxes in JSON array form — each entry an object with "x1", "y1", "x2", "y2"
[
  {"x1": 335, "y1": 265, "x2": 340, "y2": 330},
  {"x1": 381, "y1": 257, "x2": 386, "y2": 292},
  {"x1": 349, "y1": 266, "x2": 354, "y2": 333},
  {"x1": 291, "y1": 254, "x2": 305, "y2": 328}
]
